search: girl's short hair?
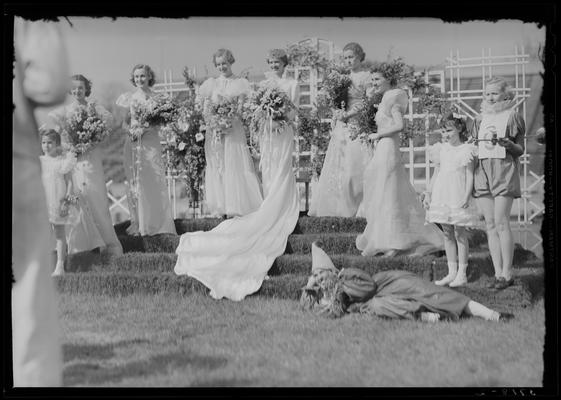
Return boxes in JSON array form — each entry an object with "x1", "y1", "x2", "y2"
[
  {"x1": 212, "y1": 49, "x2": 235, "y2": 66},
  {"x1": 485, "y1": 76, "x2": 515, "y2": 100},
  {"x1": 440, "y1": 113, "x2": 469, "y2": 142},
  {"x1": 129, "y1": 64, "x2": 156, "y2": 87},
  {"x1": 370, "y1": 62, "x2": 400, "y2": 87},
  {"x1": 266, "y1": 48, "x2": 289, "y2": 67},
  {"x1": 71, "y1": 74, "x2": 92, "y2": 97},
  {"x1": 39, "y1": 128, "x2": 61, "y2": 146},
  {"x1": 342, "y1": 42, "x2": 366, "y2": 62}
]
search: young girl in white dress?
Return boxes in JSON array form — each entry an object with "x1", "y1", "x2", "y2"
[
  {"x1": 471, "y1": 77, "x2": 525, "y2": 290},
  {"x1": 423, "y1": 114, "x2": 482, "y2": 287},
  {"x1": 198, "y1": 49, "x2": 263, "y2": 217},
  {"x1": 174, "y1": 49, "x2": 300, "y2": 301},
  {"x1": 308, "y1": 42, "x2": 372, "y2": 217},
  {"x1": 116, "y1": 64, "x2": 176, "y2": 236},
  {"x1": 49, "y1": 75, "x2": 123, "y2": 256},
  {"x1": 356, "y1": 63, "x2": 444, "y2": 257},
  {"x1": 39, "y1": 129, "x2": 78, "y2": 276}
]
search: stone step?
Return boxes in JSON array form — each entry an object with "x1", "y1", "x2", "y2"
[
  {"x1": 68, "y1": 250, "x2": 542, "y2": 281},
  {"x1": 116, "y1": 230, "x2": 490, "y2": 255},
  {"x1": 54, "y1": 269, "x2": 541, "y2": 311}
]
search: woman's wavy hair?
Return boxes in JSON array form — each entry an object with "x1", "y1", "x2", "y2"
[
  {"x1": 129, "y1": 64, "x2": 156, "y2": 87},
  {"x1": 212, "y1": 48, "x2": 235, "y2": 66},
  {"x1": 266, "y1": 48, "x2": 289, "y2": 67},
  {"x1": 71, "y1": 74, "x2": 92, "y2": 97},
  {"x1": 342, "y1": 42, "x2": 366, "y2": 62}
]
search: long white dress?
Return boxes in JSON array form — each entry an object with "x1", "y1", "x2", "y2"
[
  {"x1": 116, "y1": 90, "x2": 177, "y2": 236},
  {"x1": 49, "y1": 101, "x2": 123, "y2": 255},
  {"x1": 356, "y1": 89, "x2": 444, "y2": 256},
  {"x1": 308, "y1": 70, "x2": 372, "y2": 217},
  {"x1": 174, "y1": 73, "x2": 300, "y2": 301},
  {"x1": 198, "y1": 75, "x2": 263, "y2": 217}
]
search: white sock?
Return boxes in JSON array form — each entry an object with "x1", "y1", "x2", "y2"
[
  {"x1": 435, "y1": 262, "x2": 457, "y2": 285},
  {"x1": 449, "y1": 263, "x2": 468, "y2": 287}
]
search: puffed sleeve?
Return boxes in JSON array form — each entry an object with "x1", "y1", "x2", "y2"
[
  {"x1": 15, "y1": 17, "x2": 70, "y2": 107},
  {"x1": 457, "y1": 143, "x2": 478, "y2": 167},
  {"x1": 47, "y1": 105, "x2": 67, "y2": 129},
  {"x1": 197, "y1": 77, "x2": 214, "y2": 99},
  {"x1": 115, "y1": 92, "x2": 132, "y2": 108},
  {"x1": 93, "y1": 103, "x2": 115, "y2": 130},
  {"x1": 58, "y1": 151, "x2": 77, "y2": 175},
  {"x1": 389, "y1": 89, "x2": 409, "y2": 115},
  {"x1": 233, "y1": 77, "x2": 251, "y2": 96},
  {"x1": 427, "y1": 142, "x2": 442, "y2": 165}
]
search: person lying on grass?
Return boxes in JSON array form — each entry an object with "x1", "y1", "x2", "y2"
[{"x1": 300, "y1": 242, "x2": 514, "y2": 322}]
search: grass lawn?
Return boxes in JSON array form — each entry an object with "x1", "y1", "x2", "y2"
[{"x1": 58, "y1": 292, "x2": 544, "y2": 387}]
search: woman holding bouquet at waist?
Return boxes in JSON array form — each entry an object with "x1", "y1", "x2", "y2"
[
  {"x1": 308, "y1": 42, "x2": 373, "y2": 218},
  {"x1": 197, "y1": 48, "x2": 263, "y2": 217},
  {"x1": 116, "y1": 64, "x2": 176, "y2": 236},
  {"x1": 49, "y1": 74, "x2": 123, "y2": 256},
  {"x1": 175, "y1": 49, "x2": 300, "y2": 301}
]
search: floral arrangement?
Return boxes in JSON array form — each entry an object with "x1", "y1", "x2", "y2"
[
  {"x1": 297, "y1": 108, "x2": 331, "y2": 177},
  {"x1": 205, "y1": 95, "x2": 239, "y2": 142},
  {"x1": 286, "y1": 43, "x2": 331, "y2": 72},
  {"x1": 160, "y1": 93, "x2": 206, "y2": 202},
  {"x1": 316, "y1": 64, "x2": 352, "y2": 111},
  {"x1": 62, "y1": 103, "x2": 110, "y2": 155},
  {"x1": 129, "y1": 93, "x2": 179, "y2": 142},
  {"x1": 244, "y1": 84, "x2": 296, "y2": 138},
  {"x1": 347, "y1": 91, "x2": 384, "y2": 147}
]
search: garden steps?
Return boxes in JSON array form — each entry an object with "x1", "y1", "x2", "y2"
[
  {"x1": 115, "y1": 230, "x2": 489, "y2": 255},
  {"x1": 54, "y1": 268, "x2": 541, "y2": 310}
]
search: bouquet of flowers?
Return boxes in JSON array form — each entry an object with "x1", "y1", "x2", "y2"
[
  {"x1": 348, "y1": 91, "x2": 384, "y2": 147},
  {"x1": 317, "y1": 65, "x2": 352, "y2": 110},
  {"x1": 130, "y1": 93, "x2": 179, "y2": 141},
  {"x1": 244, "y1": 84, "x2": 296, "y2": 137},
  {"x1": 205, "y1": 94, "x2": 239, "y2": 141},
  {"x1": 62, "y1": 103, "x2": 110, "y2": 155}
]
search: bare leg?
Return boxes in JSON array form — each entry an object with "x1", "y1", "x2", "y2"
[
  {"x1": 449, "y1": 226, "x2": 469, "y2": 287},
  {"x1": 435, "y1": 224, "x2": 457, "y2": 286},
  {"x1": 52, "y1": 224, "x2": 66, "y2": 276},
  {"x1": 495, "y1": 196, "x2": 515, "y2": 281},
  {"x1": 463, "y1": 300, "x2": 500, "y2": 321},
  {"x1": 476, "y1": 196, "x2": 502, "y2": 278}
]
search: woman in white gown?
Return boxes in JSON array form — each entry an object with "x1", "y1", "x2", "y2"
[
  {"x1": 308, "y1": 42, "x2": 372, "y2": 217},
  {"x1": 198, "y1": 49, "x2": 263, "y2": 217},
  {"x1": 116, "y1": 64, "x2": 176, "y2": 236},
  {"x1": 356, "y1": 65, "x2": 444, "y2": 257},
  {"x1": 49, "y1": 74, "x2": 122, "y2": 256},
  {"x1": 174, "y1": 49, "x2": 300, "y2": 301}
]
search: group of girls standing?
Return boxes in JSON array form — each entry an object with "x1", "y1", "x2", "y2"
[{"x1": 39, "y1": 41, "x2": 525, "y2": 299}]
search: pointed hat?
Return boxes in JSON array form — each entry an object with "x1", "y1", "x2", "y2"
[{"x1": 311, "y1": 241, "x2": 338, "y2": 274}]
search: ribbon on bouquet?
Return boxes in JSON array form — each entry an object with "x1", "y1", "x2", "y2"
[{"x1": 259, "y1": 117, "x2": 275, "y2": 177}]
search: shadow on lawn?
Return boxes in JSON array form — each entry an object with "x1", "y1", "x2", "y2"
[{"x1": 63, "y1": 345, "x2": 228, "y2": 386}]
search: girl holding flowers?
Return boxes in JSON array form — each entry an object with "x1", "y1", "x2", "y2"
[
  {"x1": 356, "y1": 60, "x2": 443, "y2": 257},
  {"x1": 471, "y1": 77, "x2": 525, "y2": 290},
  {"x1": 197, "y1": 49, "x2": 263, "y2": 217},
  {"x1": 49, "y1": 74, "x2": 123, "y2": 256},
  {"x1": 39, "y1": 129, "x2": 79, "y2": 276},
  {"x1": 174, "y1": 49, "x2": 300, "y2": 302},
  {"x1": 308, "y1": 42, "x2": 373, "y2": 218},
  {"x1": 116, "y1": 64, "x2": 176, "y2": 236}
]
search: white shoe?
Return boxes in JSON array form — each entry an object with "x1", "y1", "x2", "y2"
[
  {"x1": 126, "y1": 222, "x2": 140, "y2": 236},
  {"x1": 449, "y1": 273, "x2": 467, "y2": 287},
  {"x1": 420, "y1": 312, "x2": 440, "y2": 323},
  {"x1": 434, "y1": 273, "x2": 456, "y2": 286},
  {"x1": 52, "y1": 268, "x2": 65, "y2": 277}
]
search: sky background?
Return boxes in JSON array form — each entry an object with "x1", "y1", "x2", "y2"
[{"x1": 55, "y1": 17, "x2": 545, "y2": 92}]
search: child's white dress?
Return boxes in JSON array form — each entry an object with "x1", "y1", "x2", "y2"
[
  {"x1": 39, "y1": 152, "x2": 79, "y2": 225},
  {"x1": 426, "y1": 142, "x2": 483, "y2": 227}
]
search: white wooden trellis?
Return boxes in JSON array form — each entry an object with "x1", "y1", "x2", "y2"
[{"x1": 445, "y1": 45, "x2": 543, "y2": 252}]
